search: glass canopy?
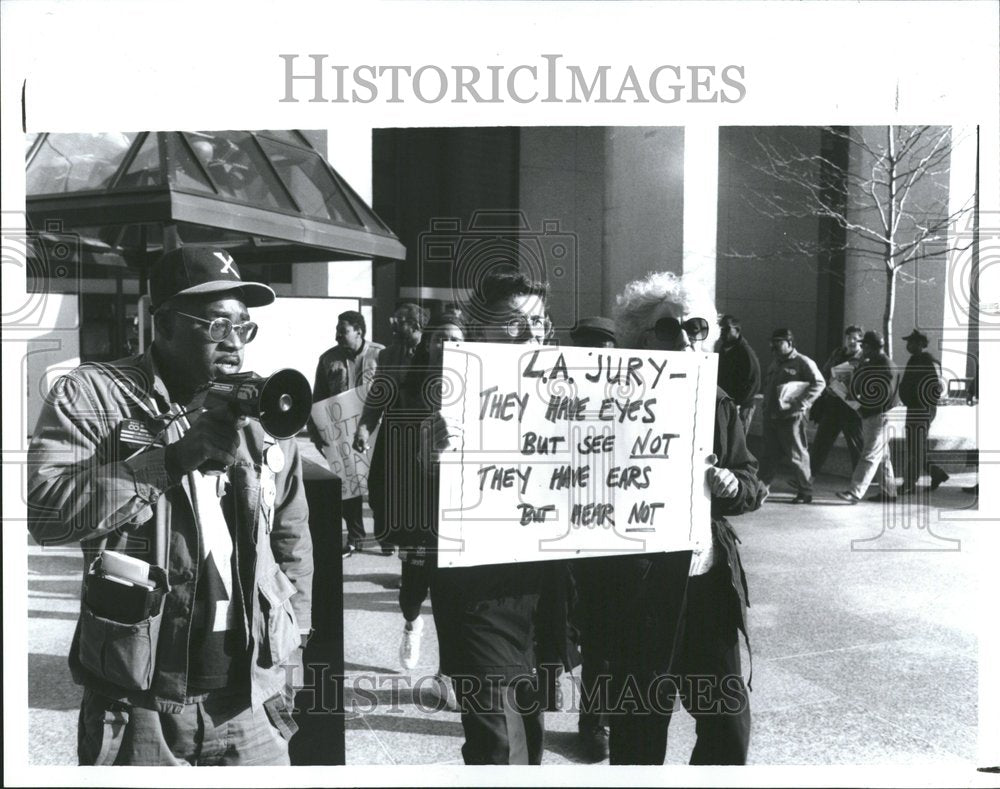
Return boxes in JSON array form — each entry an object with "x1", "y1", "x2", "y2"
[{"x1": 25, "y1": 130, "x2": 406, "y2": 271}]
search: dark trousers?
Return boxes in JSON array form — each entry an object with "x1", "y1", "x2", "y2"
[
  {"x1": 810, "y1": 399, "x2": 863, "y2": 476},
  {"x1": 902, "y1": 409, "x2": 945, "y2": 488},
  {"x1": 572, "y1": 562, "x2": 610, "y2": 730},
  {"x1": 578, "y1": 648, "x2": 610, "y2": 729},
  {"x1": 399, "y1": 548, "x2": 433, "y2": 622},
  {"x1": 343, "y1": 496, "x2": 366, "y2": 546},
  {"x1": 608, "y1": 564, "x2": 750, "y2": 765},
  {"x1": 452, "y1": 675, "x2": 544, "y2": 765}
]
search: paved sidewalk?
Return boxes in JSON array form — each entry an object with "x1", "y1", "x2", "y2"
[
  {"x1": 340, "y1": 473, "x2": 983, "y2": 766},
  {"x1": 27, "y1": 472, "x2": 985, "y2": 767}
]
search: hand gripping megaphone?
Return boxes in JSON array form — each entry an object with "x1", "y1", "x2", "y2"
[{"x1": 201, "y1": 369, "x2": 313, "y2": 439}]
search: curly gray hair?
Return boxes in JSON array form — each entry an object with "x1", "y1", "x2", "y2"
[{"x1": 613, "y1": 270, "x2": 720, "y2": 349}]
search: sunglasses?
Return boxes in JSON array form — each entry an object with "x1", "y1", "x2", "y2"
[
  {"x1": 504, "y1": 312, "x2": 546, "y2": 341},
  {"x1": 647, "y1": 316, "x2": 709, "y2": 343},
  {"x1": 172, "y1": 310, "x2": 259, "y2": 343}
]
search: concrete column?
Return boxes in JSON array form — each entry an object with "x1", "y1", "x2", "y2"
[
  {"x1": 601, "y1": 127, "x2": 685, "y2": 317},
  {"x1": 940, "y1": 125, "x2": 980, "y2": 385},
  {"x1": 681, "y1": 126, "x2": 719, "y2": 303}
]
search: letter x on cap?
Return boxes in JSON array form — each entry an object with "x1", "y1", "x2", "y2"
[{"x1": 149, "y1": 246, "x2": 276, "y2": 311}]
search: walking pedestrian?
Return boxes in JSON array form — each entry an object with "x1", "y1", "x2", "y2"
[
  {"x1": 715, "y1": 314, "x2": 762, "y2": 436},
  {"x1": 390, "y1": 314, "x2": 464, "y2": 711},
  {"x1": 898, "y1": 329, "x2": 949, "y2": 493},
  {"x1": 354, "y1": 303, "x2": 429, "y2": 555},
  {"x1": 810, "y1": 325, "x2": 865, "y2": 476},
  {"x1": 308, "y1": 310, "x2": 384, "y2": 558},
  {"x1": 758, "y1": 329, "x2": 825, "y2": 503},
  {"x1": 426, "y1": 270, "x2": 568, "y2": 765},
  {"x1": 836, "y1": 331, "x2": 900, "y2": 503}
]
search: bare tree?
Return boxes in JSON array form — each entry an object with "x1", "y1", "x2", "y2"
[{"x1": 728, "y1": 126, "x2": 974, "y2": 359}]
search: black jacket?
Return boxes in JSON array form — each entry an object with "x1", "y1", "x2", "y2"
[
  {"x1": 578, "y1": 388, "x2": 766, "y2": 676},
  {"x1": 850, "y1": 352, "x2": 899, "y2": 417},
  {"x1": 899, "y1": 350, "x2": 943, "y2": 413},
  {"x1": 717, "y1": 337, "x2": 762, "y2": 407}
]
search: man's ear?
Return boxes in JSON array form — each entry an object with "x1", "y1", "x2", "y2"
[{"x1": 153, "y1": 310, "x2": 174, "y2": 341}]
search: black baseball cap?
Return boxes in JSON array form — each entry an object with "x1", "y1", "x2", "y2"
[
  {"x1": 862, "y1": 330, "x2": 884, "y2": 348},
  {"x1": 902, "y1": 329, "x2": 929, "y2": 346},
  {"x1": 571, "y1": 316, "x2": 617, "y2": 343},
  {"x1": 771, "y1": 328, "x2": 794, "y2": 343},
  {"x1": 149, "y1": 246, "x2": 275, "y2": 311}
]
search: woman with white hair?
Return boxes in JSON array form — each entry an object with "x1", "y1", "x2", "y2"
[{"x1": 579, "y1": 270, "x2": 766, "y2": 765}]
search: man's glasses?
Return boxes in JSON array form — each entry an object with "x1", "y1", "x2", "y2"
[
  {"x1": 504, "y1": 312, "x2": 546, "y2": 341},
  {"x1": 172, "y1": 310, "x2": 259, "y2": 343},
  {"x1": 647, "y1": 316, "x2": 709, "y2": 343}
]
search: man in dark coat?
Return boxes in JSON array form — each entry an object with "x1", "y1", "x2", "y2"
[
  {"x1": 715, "y1": 314, "x2": 761, "y2": 435},
  {"x1": 308, "y1": 310, "x2": 384, "y2": 557},
  {"x1": 427, "y1": 270, "x2": 566, "y2": 765},
  {"x1": 898, "y1": 329, "x2": 948, "y2": 493},
  {"x1": 354, "y1": 303, "x2": 428, "y2": 555}
]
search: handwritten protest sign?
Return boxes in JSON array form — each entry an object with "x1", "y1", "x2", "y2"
[
  {"x1": 310, "y1": 390, "x2": 378, "y2": 499},
  {"x1": 437, "y1": 342, "x2": 718, "y2": 567}
]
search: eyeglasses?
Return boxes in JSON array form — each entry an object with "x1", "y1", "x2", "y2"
[
  {"x1": 504, "y1": 312, "x2": 547, "y2": 341},
  {"x1": 647, "y1": 316, "x2": 709, "y2": 343},
  {"x1": 172, "y1": 310, "x2": 258, "y2": 343}
]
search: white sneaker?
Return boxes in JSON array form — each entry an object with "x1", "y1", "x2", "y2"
[{"x1": 399, "y1": 616, "x2": 423, "y2": 670}]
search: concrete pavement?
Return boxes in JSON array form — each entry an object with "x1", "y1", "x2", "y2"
[
  {"x1": 340, "y1": 472, "x2": 983, "y2": 766},
  {"x1": 27, "y1": 471, "x2": 984, "y2": 767}
]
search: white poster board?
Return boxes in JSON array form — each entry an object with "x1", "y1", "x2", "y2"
[
  {"x1": 437, "y1": 342, "x2": 718, "y2": 568},
  {"x1": 310, "y1": 390, "x2": 378, "y2": 499}
]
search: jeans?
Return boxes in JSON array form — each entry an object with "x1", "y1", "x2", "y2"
[
  {"x1": 760, "y1": 414, "x2": 813, "y2": 493},
  {"x1": 78, "y1": 686, "x2": 293, "y2": 766},
  {"x1": 847, "y1": 413, "x2": 898, "y2": 498}
]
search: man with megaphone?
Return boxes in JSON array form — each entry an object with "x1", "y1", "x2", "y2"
[{"x1": 27, "y1": 246, "x2": 313, "y2": 766}]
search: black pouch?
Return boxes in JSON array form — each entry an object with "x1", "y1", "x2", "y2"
[{"x1": 78, "y1": 558, "x2": 169, "y2": 692}]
